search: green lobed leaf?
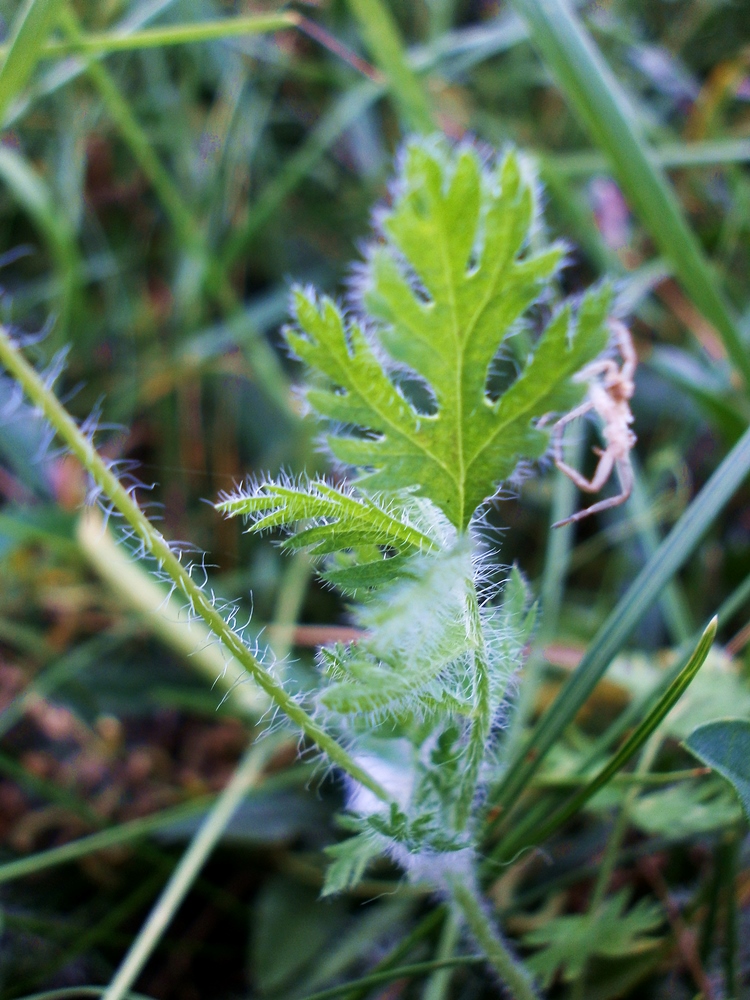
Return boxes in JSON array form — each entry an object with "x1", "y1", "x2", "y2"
[
  {"x1": 322, "y1": 831, "x2": 385, "y2": 897},
  {"x1": 287, "y1": 139, "x2": 610, "y2": 530},
  {"x1": 319, "y1": 546, "x2": 475, "y2": 722},
  {"x1": 524, "y1": 891, "x2": 663, "y2": 987},
  {"x1": 216, "y1": 478, "x2": 450, "y2": 589},
  {"x1": 630, "y1": 779, "x2": 742, "y2": 839},
  {"x1": 684, "y1": 719, "x2": 750, "y2": 822}
]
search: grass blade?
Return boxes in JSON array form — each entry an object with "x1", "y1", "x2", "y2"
[
  {"x1": 495, "y1": 618, "x2": 716, "y2": 860},
  {"x1": 0, "y1": 797, "x2": 214, "y2": 886},
  {"x1": 551, "y1": 138, "x2": 750, "y2": 177},
  {"x1": 101, "y1": 739, "x2": 277, "y2": 1000},
  {"x1": 492, "y1": 422, "x2": 750, "y2": 813},
  {"x1": 628, "y1": 457, "x2": 693, "y2": 644},
  {"x1": 4, "y1": 0, "x2": 179, "y2": 128},
  {"x1": 345, "y1": 0, "x2": 434, "y2": 132},
  {"x1": 58, "y1": 7, "x2": 200, "y2": 254},
  {"x1": 0, "y1": 145, "x2": 79, "y2": 337},
  {"x1": 261, "y1": 958, "x2": 484, "y2": 1000},
  {"x1": 36, "y1": 13, "x2": 295, "y2": 56},
  {"x1": 15, "y1": 990, "x2": 154, "y2": 1000},
  {"x1": 220, "y1": 81, "x2": 381, "y2": 270},
  {"x1": 0, "y1": 0, "x2": 64, "y2": 122},
  {"x1": 57, "y1": 6, "x2": 295, "y2": 417},
  {"x1": 510, "y1": 0, "x2": 750, "y2": 387}
]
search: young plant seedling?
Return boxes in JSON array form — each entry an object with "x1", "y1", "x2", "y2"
[
  {"x1": 215, "y1": 137, "x2": 617, "y2": 991},
  {"x1": 0, "y1": 136, "x2": 718, "y2": 999}
]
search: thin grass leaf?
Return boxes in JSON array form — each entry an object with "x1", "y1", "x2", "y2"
[
  {"x1": 100, "y1": 739, "x2": 279, "y2": 1000},
  {"x1": 510, "y1": 0, "x2": 750, "y2": 387},
  {"x1": 0, "y1": 796, "x2": 214, "y2": 886},
  {"x1": 0, "y1": 0, "x2": 64, "y2": 123},
  {"x1": 220, "y1": 16, "x2": 533, "y2": 271},
  {"x1": 3, "y1": 0, "x2": 180, "y2": 128},
  {"x1": 628, "y1": 457, "x2": 693, "y2": 644},
  {"x1": 34, "y1": 12, "x2": 296, "y2": 56},
  {"x1": 14, "y1": 989, "x2": 154, "y2": 1000},
  {"x1": 285, "y1": 957, "x2": 484, "y2": 1000},
  {"x1": 0, "y1": 146, "x2": 79, "y2": 335},
  {"x1": 551, "y1": 138, "x2": 750, "y2": 177},
  {"x1": 59, "y1": 7, "x2": 200, "y2": 253},
  {"x1": 345, "y1": 0, "x2": 434, "y2": 133},
  {"x1": 648, "y1": 346, "x2": 748, "y2": 446},
  {"x1": 220, "y1": 81, "x2": 381, "y2": 271},
  {"x1": 491, "y1": 421, "x2": 750, "y2": 814},
  {"x1": 494, "y1": 618, "x2": 716, "y2": 860},
  {"x1": 58, "y1": 8, "x2": 295, "y2": 417}
]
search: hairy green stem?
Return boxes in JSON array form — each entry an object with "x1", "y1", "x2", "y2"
[
  {"x1": 0, "y1": 327, "x2": 391, "y2": 804},
  {"x1": 448, "y1": 878, "x2": 539, "y2": 1000},
  {"x1": 455, "y1": 587, "x2": 493, "y2": 829}
]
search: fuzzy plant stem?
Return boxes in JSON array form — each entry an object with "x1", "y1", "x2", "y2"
[
  {"x1": 0, "y1": 327, "x2": 391, "y2": 805},
  {"x1": 454, "y1": 587, "x2": 493, "y2": 829},
  {"x1": 448, "y1": 876, "x2": 540, "y2": 1000}
]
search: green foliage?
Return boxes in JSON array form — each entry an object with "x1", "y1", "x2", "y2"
[
  {"x1": 216, "y1": 138, "x2": 611, "y2": 881},
  {"x1": 216, "y1": 477, "x2": 448, "y2": 592},
  {"x1": 685, "y1": 719, "x2": 750, "y2": 822},
  {"x1": 321, "y1": 829, "x2": 385, "y2": 897},
  {"x1": 630, "y1": 779, "x2": 743, "y2": 839},
  {"x1": 2, "y1": 0, "x2": 750, "y2": 995},
  {"x1": 524, "y1": 891, "x2": 663, "y2": 987},
  {"x1": 286, "y1": 140, "x2": 610, "y2": 529}
]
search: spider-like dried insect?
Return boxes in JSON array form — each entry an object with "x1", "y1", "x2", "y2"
[{"x1": 552, "y1": 319, "x2": 637, "y2": 528}]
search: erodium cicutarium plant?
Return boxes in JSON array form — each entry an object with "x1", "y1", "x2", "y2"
[
  {"x1": 213, "y1": 137, "x2": 613, "y2": 991},
  {"x1": 0, "y1": 136, "x2": 635, "y2": 999}
]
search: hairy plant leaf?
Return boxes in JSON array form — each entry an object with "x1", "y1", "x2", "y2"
[
  {"x1": 319, "y1": 546, "x2": 475, "y2": 723},
  {"x1": 216, "y1": 477, "x2": 453, "y2": 590},
  {"x1": 287, "y1": 139, "x2": 610, "y2": 529},
  {"x1": 684, "y1": 718, "x2": 750, "y2": 821},
  {"x1": 321, "y1": 831, "x2": 385, "y2": 897},
  {"x1": 524, "y1": 891, "x2": 663, "y2": 987}
]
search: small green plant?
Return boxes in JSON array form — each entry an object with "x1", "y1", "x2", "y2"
[
  {"x1": 215, "y1": 137, "x2": 612, "y2": 989},
  {"x1": 0, "y1": 136, "x2": 720, "y2": 999}
]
